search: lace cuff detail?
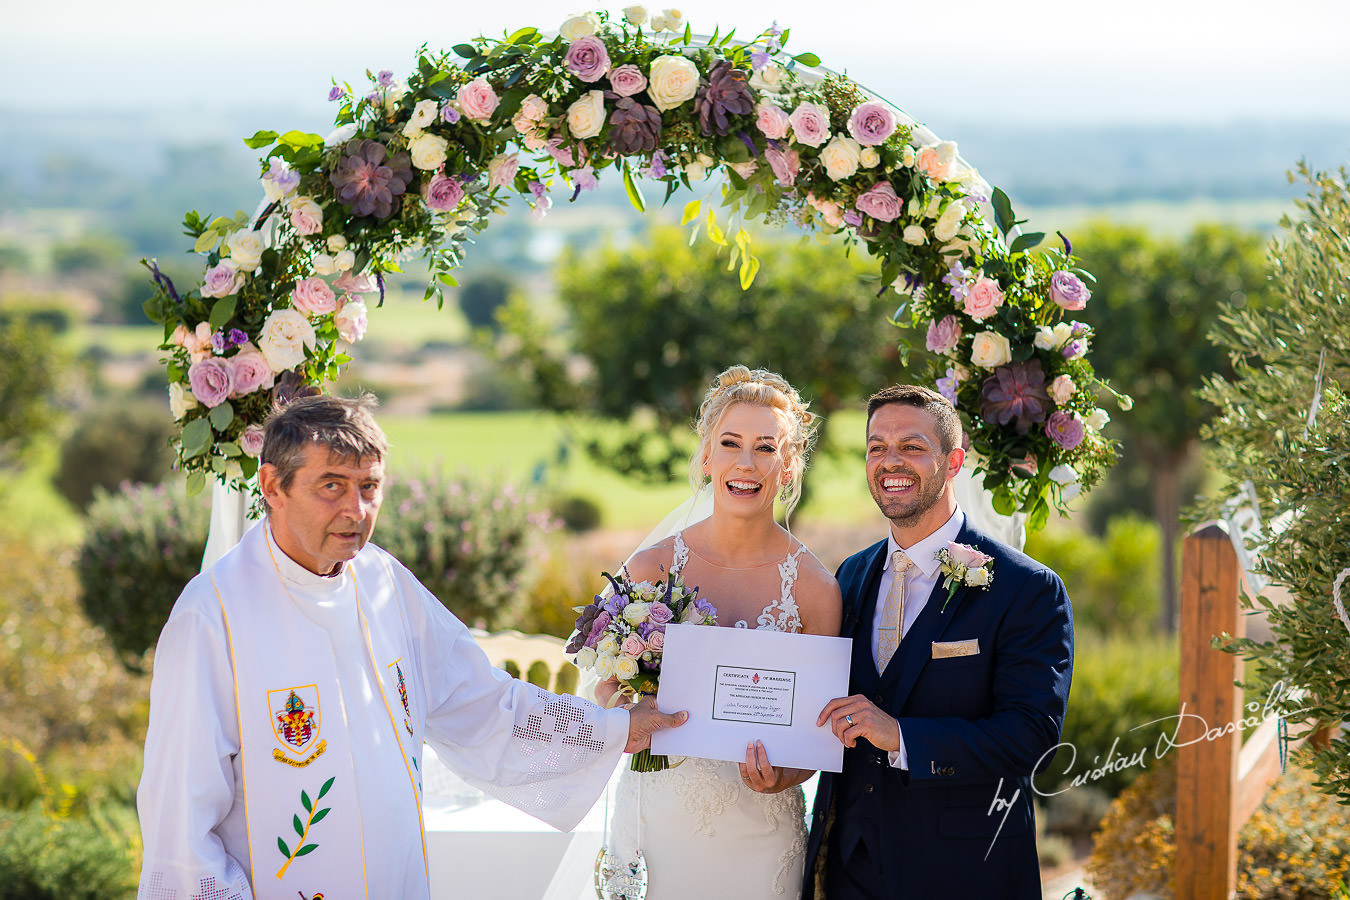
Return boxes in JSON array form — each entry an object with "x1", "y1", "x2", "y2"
[{"x1": 138, "y1": 857, "x2": 252, "y2": 900}]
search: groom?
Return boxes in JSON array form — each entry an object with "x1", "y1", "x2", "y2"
[{"x1": 803, "y1": 385, "x2": 1073, "y2": 899}]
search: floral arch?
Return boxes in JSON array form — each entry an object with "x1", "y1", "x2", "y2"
[{"x1": 144, "y1": 8, "x2": 1126, "y2": 531}]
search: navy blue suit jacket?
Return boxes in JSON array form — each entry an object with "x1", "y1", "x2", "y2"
[{"x1": 802, "y1": 519, "x2": 1073, "y2": 899}]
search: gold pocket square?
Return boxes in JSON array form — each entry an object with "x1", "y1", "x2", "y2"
[{"x1": 931, "y1": 639, "x2": 980, "y2": 659}]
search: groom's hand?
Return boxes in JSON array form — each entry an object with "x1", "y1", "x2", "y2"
[
  {"x1": 818, "y1": 695, "x2": 900, "y2": 752},
  {"x1": 623, "y1": 697, "x2": 688, "y2": 753}
]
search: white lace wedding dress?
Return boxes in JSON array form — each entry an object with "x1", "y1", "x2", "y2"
[{"x1": 607, "y1": 532, "x2": 809, "y2": 900}]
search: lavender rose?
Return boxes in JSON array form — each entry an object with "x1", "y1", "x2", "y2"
[
  {"x1": 856, "y1": 181, "x2": 903, "y2": 223},
  {"x1": 847, "y1": 101, "x2": 897, "y2": 146},
  {"x1": 239, "y1": 423, "x2": 266, "y2": 458},
  {"x1": 926, "y1": 314, "x2": 962, "y2": 354},
  {"x1": 647, "y1": 601, "x2": 674, "y2": 625},
  {"x1": 1049, "y1": 271, "x2": 1091, "y2": 310},
  {"x1": 764, "y1": 146, "x2": 799, "y2": 186},
  {"x1": 788, "y1": 101, "x2": 829, "y2": 148},
  {"x1": 188, "y1": 357, "x2": 233, "y2": 408},
  {"x1": 1045, "y1": 411, "x2": 1086, "y2": 449},
  {"x1": 424, "y1": 172, "x2": 465, "y2": 211},
  {"x1": 609, "y1": 63, "x2": 647, "y2": 97},
  {"x1": 565, "y1": 36, "x2": 610, "y2": 83},
  {"x1": 200, "y1": 262, "x2": 244, "y2": 299}
]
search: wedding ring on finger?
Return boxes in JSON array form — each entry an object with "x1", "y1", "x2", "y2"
[{"x1": 845, "y1": 714, "x2": 854, "y2": 725}]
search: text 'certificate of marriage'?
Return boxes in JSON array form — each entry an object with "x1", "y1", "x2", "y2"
[{"x1": 651, "y1": 624, "x2": 852, "y2": 772}]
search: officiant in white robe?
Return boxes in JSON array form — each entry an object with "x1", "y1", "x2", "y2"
[{"x1": 136, "y1": 394, "x2": 684, "y2": 900}]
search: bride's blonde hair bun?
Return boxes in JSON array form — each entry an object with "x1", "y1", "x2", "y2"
[{"x1": 690, "y1": 365, "x2": 819, "y2": 523}]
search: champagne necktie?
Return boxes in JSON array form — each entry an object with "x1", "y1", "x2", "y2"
[{"x1": 876, "y1": 550, "x2": 913, "y2": 670}]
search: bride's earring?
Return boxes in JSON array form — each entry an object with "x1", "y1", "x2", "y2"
[{"x1": 778, "y1": 480, "x2": 791, "y2": 503}]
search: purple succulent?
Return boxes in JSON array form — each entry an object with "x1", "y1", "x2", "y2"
[
  {"x1": 980, "y1": 359, "x2": 1052, "y2": 434},
  {"x1": 608, "y1": 96, "x2": 663, "y2": 155},
  {"x1": 329, "y1": 139, "x2": 413, "y2": 219},
  {"x1": 273, "y1": 369, "x2": 322, "y2": 406},
  {"x1": 694, "y1": 61, "x2": 754, "y2": 136},
  {"x1": 565, "y1": 600, "x2": 603, "y2": 653}
]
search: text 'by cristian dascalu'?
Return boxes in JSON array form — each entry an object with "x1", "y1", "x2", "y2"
[{"x1": 1032, "y1": 680, "x2": 1303, "y2": 797}]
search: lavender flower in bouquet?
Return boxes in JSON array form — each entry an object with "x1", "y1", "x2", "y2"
[{"x1": 566, "y1": 570, "x2": 717, "y2": 771}]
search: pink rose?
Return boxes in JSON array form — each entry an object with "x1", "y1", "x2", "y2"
[
  {"x1": 847, "y1": 101, "x2": 897, "y2": 146},
  {"x1": 288, "y1": 197, "x2": 323, "y2": 236},
  {"x1": 764, "y1": 145, "x2": 800, "y2": 186},
  {"x1": 1049, "y1": 271, "x2": 1090, "y2": 310},
  {"x1": 239, "y1": 423, "x2": 266, "y2": 458},
  {"x1": 565, "y1": 35, "x2": 610, "y2": 83},
  {"x1": 488, "y1": 153, "x2": 519, "y2": 189},
  {"x1": 457, "y1": 78, "x2": 499, "y2": 122},
  {"x1": 423, "y1": 172, "x2": 465, "y2": 211},
  {"x1": 946, "y1": 542, "x2": 993, "y2": 568},
  {"x1": 855, "y1": 181, "x2": 903, "y2": 223},
  {"x1": 647, "y1": 630, "x2": 665, "y2": 652},
  {"x1": 647, "y1": 602, "x2": 674, "y2": 625},
  {"x1": 200, "y1": 262, "x2": 244, "y2": 298},
  {"x1": 755, "y1": 102, "x2": 790, "y2": 140},
  {"x1": 925, "y1": 314, "x2": 962, "y2": 354},
  {"x1": 916, "y1": 146, "x2": 948, "y2": 181},
  {"x1": 188, "y1": 357, "x2": 233, "y2": 408},
  {"x1": 334, "y1": 298, "x2": 368, "y2": 344},
  {"x1": 788, "y1": 101, "x2": 829, "y2": 148},
  {"x1": 334, "y1": 272, "x2": 378, "y2": 295},
  {"x1": 609, "y1": 64, "x2": 647, "y2": 97},
  {"x1": 1050, "y1": 374, "x2": 1076, "y2": 405},
  {"x1": 291, "y1": 277, "x2": 338, "y2": 316},
  {"x1": 229, "y1": 346, "x2": 274, "y2": 396},
  {"x1": 963, "y1": 277, "x2": 1005, "y2": 321},
  {"x1": 518, "y1": 94, "x2": 548, "y2": 122},
  {"x1": 621, "y1": 634, "x2": 646, "y2": 658},
  {"x1": 1045, "y1": 411, "x2": 1085, "y2": 449}
]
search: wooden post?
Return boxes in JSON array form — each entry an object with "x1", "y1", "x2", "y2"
[{"x1": 1175, "y1": 523, "x2": 1245, "y2": 899}]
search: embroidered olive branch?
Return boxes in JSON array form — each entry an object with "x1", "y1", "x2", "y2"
[{"x1": 276, "y1": 776, "x2": 334, "y2": 879}]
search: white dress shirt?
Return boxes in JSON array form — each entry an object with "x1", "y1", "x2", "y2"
[{"x1": 870, "y1": 508, "x2": 965, "y2": 769}]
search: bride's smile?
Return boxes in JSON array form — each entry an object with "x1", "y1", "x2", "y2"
[{"x1": 705, "y1": 403, "x2": 788, "y2": 512}]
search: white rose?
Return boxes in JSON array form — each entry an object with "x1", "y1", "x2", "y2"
[
  {"x1": 970, "y1": 331, "x2": 1012, "y2": 368},
  {"x1": 574, "y1": 646, "x2": 598, "y2": 669},
  {"x1": 594, "y1": 653, "x2": 616, "y2": 680},
  {"x1": 404, "y1": 99, "x2": 438, "y2": 137},
  {"x1": 623, "y1": 602, "x2": 652, "y2": 625},
  {"x1": 560, "y1": 12, "x2": 601, "y2": 40},
  {"x1": 613, "y1": 656, "x2": 640, "y2": 681},
  {"x1": 326, "y1": 234, "x2": 348, "y2": 252},
  {"x1": 623, "y1": 5, "x2": 649, "y2": 25},
  {"x1": 258, "y1": 308, "x2": 317, "y2": 373},
  {"x1": 566, "y1": 90, "x2": 606, "y2": 140},
  {"x1": 859, "y1": 147, "x2": 880, "y2": 169},
  {"x1": 749, "y1": 63, "x2": 786, "y2": 94},
  {"x1": 647, "y1": 54, "x2": 700, "y2": 111},
  {"x1": 925, "y1": 195, "x2": 943, "y2": 219},
  {"x1": 902, "y1": 224, "x2": 927, "y2": 246},
  {"x1": 596, "y1": 634, "x2": 620, "y2": 657},
  {"x1": 820, "y1": 135, "x2": 861, "y2": 181},
  {"x1": 409, "y1": 132, "x2": 449, "y2": 171},
  {"x1": 934, "y1": 201, "x2": 967, "y2": 242},
  {"x1": 1085, "y1": 409, "x2": 1111, "y2": 431},
  {"x1": 662, "y1": 8, "x2": 684, "y2": 31},
  {"x1": 936, "y1": 140, "x2": 959, "y2": 172},
  {"x1": 649, "y1": 12, "x2": 668, "y2": 30},
  {"x1": 383, "y1": 81, "x2": 408, "y2": 115},
  {"x1": 1049, "y1": 464, "x2": 1078, "y2": 485},
  {"x1": 901, "y1": 145, "x2": 916, "y2": 167},
  {"x1": 1033, "y1": 326, "x2": 1057, "y2": 350},
  {"x1": 225, "y1": 229, "x2": 264, "y2": 271},
  {"x1": 334, "y1": 249, "x2": 355, "y2": 272},
  {"x1": 312, "y1": 253, "x2": 338, "y2": 275},
  {"x1": 966, "y1": 567, "x2": 991, "y2": 587},
  {"x1": 684, "y1": 153, "x2": 713, "y2": 182},
  {"x1": 168, "y1": 382, "x2": 197, "y2": 420}
]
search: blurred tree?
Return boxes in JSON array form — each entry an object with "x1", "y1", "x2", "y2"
[
  {"x1": 1198, "y1": 161, "x2": 1350, "y2": 805},
  {"x1": 457, "y1": 271, "x2": 514, "y2": 333},
  {"x1": 0, "y1": 316, "x2": 67, "y2": 490},
  {"x1": 499, "y1": 226, "x2": 901, "y2": 504},
  {"x1": 1076, "y1": 222, "x2": 1272, "y2": 631},
  {"x1": 53, "y1": 401, "x2": 175, "y2": 510}
]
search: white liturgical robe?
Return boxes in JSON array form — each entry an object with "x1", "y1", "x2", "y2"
[{"x1": 137, "y1": 522, "x2": 628, "y2": 900}]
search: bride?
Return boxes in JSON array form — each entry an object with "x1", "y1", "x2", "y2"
[{"x1": 598, "y1": 365, "x2": 842, "y2": 900}]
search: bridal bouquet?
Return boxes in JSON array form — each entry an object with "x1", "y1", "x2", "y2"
[{"x1": 565, "y1": 570, "x2": 717, "y2": 771}]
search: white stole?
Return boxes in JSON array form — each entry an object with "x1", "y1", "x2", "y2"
[{"x1": 210, "y1": 525, "x2": 426, "y2": 899}]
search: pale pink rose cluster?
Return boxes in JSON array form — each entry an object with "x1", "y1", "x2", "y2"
[
  {"x1": 945, "y1": 541, "x2": 994, "y2": 569},
  {"x1": 173, "y1": 322, "x2": 215, "y2": 361},
  {"x1": 926, "y1": 314, "x2": 962, "y2": 354},
  {"x1": 512, "y1": 94, "x2": 549, "y2": 150},
  {"x1": 963, "y1": 277, "x2": 1005, "y2": 321},
  {"x1": 457, "y1": 78, "x2": 498, "y2": 123}
]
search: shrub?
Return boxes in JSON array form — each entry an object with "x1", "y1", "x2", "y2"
[
  {"x1": 377, "y1": 470, "x2": 556, "y2": 630},
  {"x1": 1088, "y1": 762, "x2": 1350, "y2": 899},
  {"x1": 53, "y1": 402, "x2": 175, "y2": 510},
  {"x1": 1025, "y1": 516, "x2": 1162, "y2": 636},
  {"x1": 77, "y1": 481, "x2": 210, "y2": 671},
  {"x1": 551, "y1": 493, "x2": 603, "y2": 532},
  {"x1": 0, "y1": 803, "x2": 139, "y2": 900}
]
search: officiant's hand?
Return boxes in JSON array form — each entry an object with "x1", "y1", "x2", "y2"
[
  {"x1": 739, "y1": 740, "x2": 814, "y2": 794},
  {"x1": 818, "y1": 695, "x2": 900, "y2": 752},
  {"x1": 623, "y1": 697, "x2": 688, "y2": 753}
]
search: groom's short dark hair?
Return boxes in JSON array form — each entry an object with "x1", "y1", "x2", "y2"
[{"x1": 866, "y1": 385, "x2": 962, "y2": 455}]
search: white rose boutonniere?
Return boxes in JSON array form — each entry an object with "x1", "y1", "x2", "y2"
[{"x1": 935, "y1": 542, "x2": 995, "y2": 611}]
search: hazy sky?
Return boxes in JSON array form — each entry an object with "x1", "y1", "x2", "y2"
[{"x1": 6, "y1": 0, "x2": 1348, "y2": 133}]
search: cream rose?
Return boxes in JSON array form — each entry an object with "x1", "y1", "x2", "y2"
[
  {"x1": 574, "y1": 646, "x2": 598, "y2": 669},
  {"x1": 596, "y1": 634, "x2": 620, "y2": 657},
  {"x1": 258, "y1": 308, "x2": 317, "y2": 373},
  {"x1": 860, "y1": 147, "x2": 880, "y2": 169},
  {"x1": 566, "y1": 90, "x2": 606, "y2": 139},
  {"x1": 312, "y1": 253, "x2": 338, "y2": 276},
  {"x1": 168, "y1": 382, "x2": 197, "y2": 420},
  {"x1": 560, "y1": 12, "x2": 601, "y2": 39},
  {"x1": 594, "y1": 653, "x2": 616, "y2": 680},
  {"x1": 966, "y1": 567, "x2": 992, "y2": 587},
  {"x1": 970, "y1": 331, "x2": 1013, "y2": 368},
  {"x1": 409, "y1": 132, "x2": 449, "y2": 171},
  {"x1": 382, "y1": 81, "x2": 408, "y2": 115},
  {"x1": 334, "y1": 249, "x2": 355, "y2": 271},
  {"x1": 902, "y1": 224, "x2": 927, "y2": 246},
  {"x1": 933, "y1": 201, "x2": 967, "y2": 242},
  {"x1": 820, "y1": 135, "x2": 862, "y2": 181},
  {"x1": 684, "y1": 153, "x2": 713, "y2": 181},
  {"x1": 225, "y1": 229, "x2": 264, "y2": 271},
  {"x1": 623, "y1": 5, "x2": 649, "y2": 26},
  {"x1": 647, "y1": 54, "x2": 700, "y2": 111},
  {"x1": 402, "y1": 99, "x2": 439, "y2": 137},
  {"x1": 326, "y1": 234, "x2": 348, "y2": 253},
  {"x1": 623, "y1": 602, "x2": 652, "y2": 625},
  {"x1": 749, "y1": 62, "x2": 786, "y2": 94},
  {"x1": 1084, "y1": 409, "x2": 1111, "y2": 431},
  {"x1": 613, "y1": 656, "x2": 640, "y2": 681},
  {"x1": 662, "y1": 8, "x2": 685, "y2": 31}
]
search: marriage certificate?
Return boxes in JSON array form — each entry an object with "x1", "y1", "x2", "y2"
[{"x1": 651, "y1": 624, "x2": 852, "y2": 772}]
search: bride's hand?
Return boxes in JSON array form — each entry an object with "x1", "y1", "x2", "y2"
[
  {"x1": 595, "y1": 677, "x2": 623, "y2": 708},
  {"x1": 738, "y1": 740, "x2": 813, "y2": 794}
]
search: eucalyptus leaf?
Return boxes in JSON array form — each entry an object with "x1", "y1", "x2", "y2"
[
  {"x1": 186, "y1": 471, "x2": 207, "y2": 497},
  {"x1": 182, "y1": 418, "x2": 212, "y2": 459},
  {"x1": 792, "y1": 52, "x2": 820, "y2": 67},
  {"x1": 1009, "y1": 232, "x2": 1045, "y2": 254},
  {"x1": 208, "y1": 295, "x2": 237, "y2": 329},
  {"x1": 209, "y1": 402, "x2": 234, "y2": 431}
]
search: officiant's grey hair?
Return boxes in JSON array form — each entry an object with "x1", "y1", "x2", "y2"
[{"x1": 262, "y1": 394, "x2": 388, "y2": 495}]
